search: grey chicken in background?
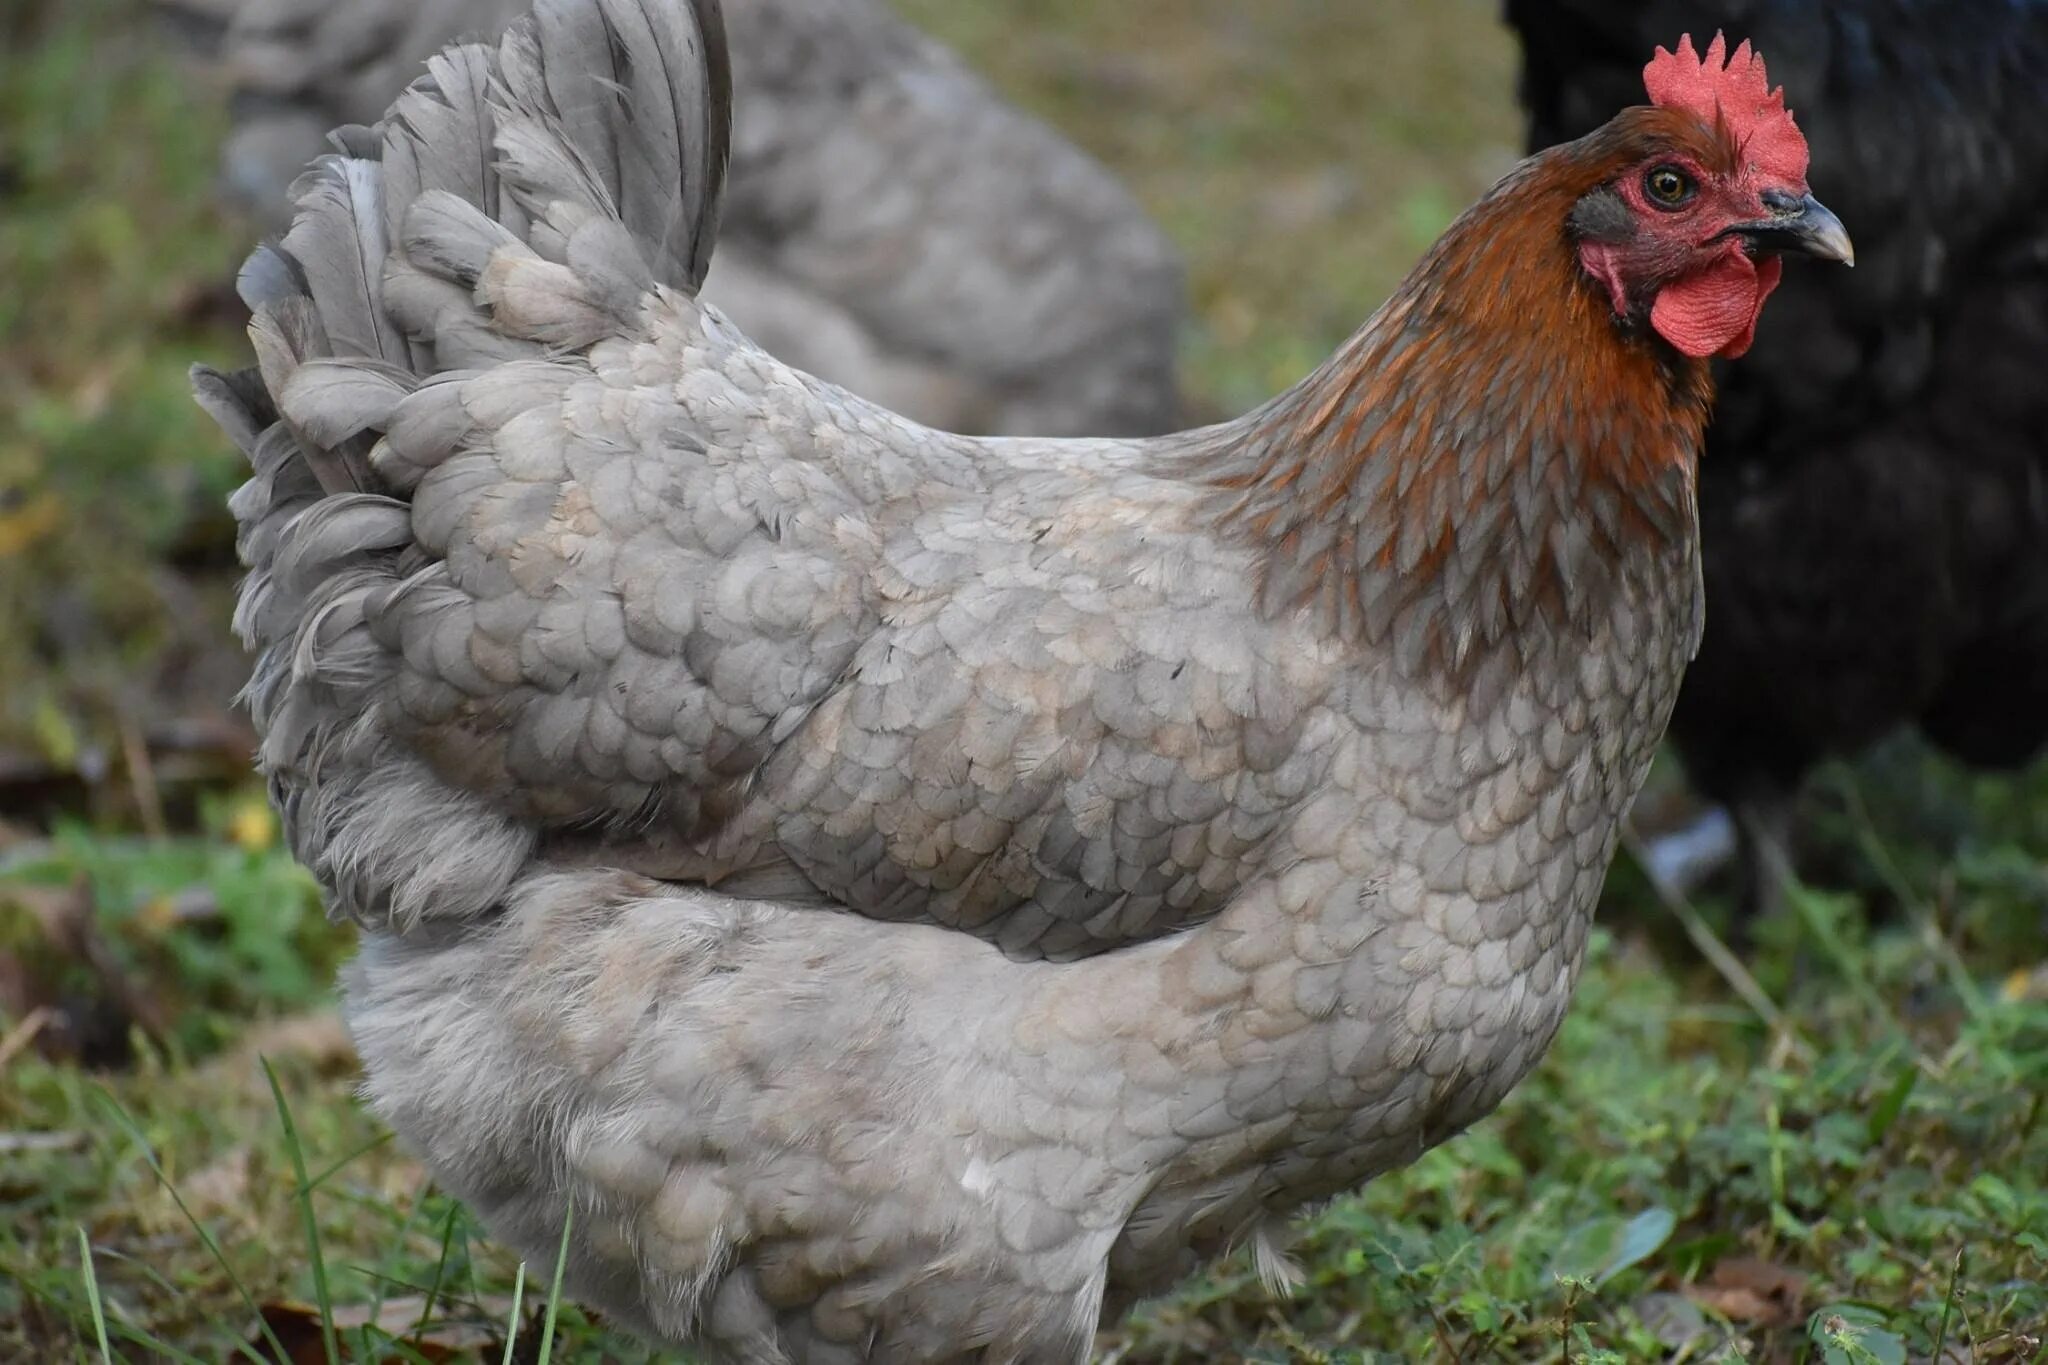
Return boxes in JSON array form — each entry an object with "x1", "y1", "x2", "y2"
[
  {"x1": 1507, "y1": 0, "x2": 2048, "y2": 918},
  {"x1": 159, "y1": 0, "x2": 1184, "y2": 437},
  {"x1": 192, "y1": 0, "x2": 1853, "y2": 1351}
]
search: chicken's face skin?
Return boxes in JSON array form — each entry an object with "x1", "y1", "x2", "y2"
[{"x1": 1572, "y1": 147, "x2": 1851, "y2": 359}]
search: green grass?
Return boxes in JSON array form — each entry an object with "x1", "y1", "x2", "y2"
[
  {"x1": 5, "y1": 808, "x2": 2042, "y2": 1362},
  {"x1": 2, "y1": 0, "x2": 2045, "y2": 1361}
]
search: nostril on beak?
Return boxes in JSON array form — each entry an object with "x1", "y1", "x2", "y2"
[{"x1": 1760, "y1": 187, "x2": 1806, "y2": 215}]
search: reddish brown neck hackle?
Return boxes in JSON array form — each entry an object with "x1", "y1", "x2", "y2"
[{"x1": 1194, "y1": 130, "x2": 1714, "y2": 679}]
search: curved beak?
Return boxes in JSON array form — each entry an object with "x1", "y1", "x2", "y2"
[{"x1": 1724, "y1": 190, "x2": 1855, "y2": 266}]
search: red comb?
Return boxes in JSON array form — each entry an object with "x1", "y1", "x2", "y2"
[{"x1": 1644, "y1": 32, "x2": 1808, "y2": 189}]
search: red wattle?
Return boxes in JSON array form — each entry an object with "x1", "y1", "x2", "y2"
[{"x1": 1650, "y1": 252, "x2": 1782, "y2": 359}]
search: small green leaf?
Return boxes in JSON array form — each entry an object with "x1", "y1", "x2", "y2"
[
  {"x1": 1550, "y1": 1217, "x2": 1621, "y2": 1284},
  {"x1": 30, "y1": 695, "x2": 80, "y2": 767},
  {"x1": 1599, "y1": 1207, "x2": 1678, "y2": 1284},
  {"x1": 1550, "y1": 1206, "x2": 1677, "y2": 1288},
  {"x1": 1810, "y1": 1304, "x2": 1906, "y2": 1365},
  {"x1": 1865, "y1": 1065, "x2": 1918, "y2": 1146}
]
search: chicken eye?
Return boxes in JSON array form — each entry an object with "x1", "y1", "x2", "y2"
[{"x1": 1644, "y1": 165, "x2": 1696, "y2": 209}]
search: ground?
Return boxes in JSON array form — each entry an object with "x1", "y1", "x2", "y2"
[{"x1": 1, "y1": 0, "x2": 2044, "y2": 1361}]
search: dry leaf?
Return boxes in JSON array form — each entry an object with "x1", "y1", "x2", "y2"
[
  {"x1": 249, "y1": 1295, "x2": 506, "y2": 1363},
  {"x1": 204, "y1": 1010, "x2": 359, "y2": 1095},
  {"x1": 1684, "y1": 1255, "x2": 1809, "y2": 1326},
  {"x1": 231, "y1": 1011, "x2": 356, "y2": 1067}
]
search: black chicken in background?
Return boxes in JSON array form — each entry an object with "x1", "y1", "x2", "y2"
[{"x1": 1506, "y1": 0, "x2": 2048, "y2": 922}]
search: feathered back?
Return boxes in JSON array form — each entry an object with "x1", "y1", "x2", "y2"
[{"x1": 193, "y1": 0, "x2": 731, "y2": 925}]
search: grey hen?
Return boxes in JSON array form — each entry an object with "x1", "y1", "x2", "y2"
[
  {"x1": 193, "y1": 1, "x2": 1850, "y2": 1357},
  {"x1": 164, "y1": 0, "x2": 1184, "y2": 436}
]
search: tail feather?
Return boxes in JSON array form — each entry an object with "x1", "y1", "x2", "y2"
[
  {"x1": 281, "y1": 156, "x2": 411, "y2": 365},
  {"x1": 382, "y1": 46, "x2": 517, "y2": 235},
  {"x1": 516, "y1": 0, "x2": 728, "y2": 293},
  {"x1": 278, "y1": 358, "x2": 417, "y2": 447},
  {"x1": 399, "y1": 189, "x2": 524, "y2": 284},
  {"x1": 234, "y1": 241, "x2": 303, "y2": 317},
  {"x1": 195, "y1": 0, "x2": 731, "y2": 926}
]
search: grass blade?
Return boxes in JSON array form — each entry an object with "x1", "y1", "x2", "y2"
[
  {"x1": 1932, "y1": 1247, "x2": 1964, "y2": 1364},
  {"x1": 93, "y1": 1087, "x2": 291, "y2": 1364},
  {"x1": 538, "y1": 1205, "x2": 575, "y2": 1364},
  {"x1": 417, "y1": 1198, "x2": 462, "y2": 1335},
  {"x1": 90, "y1": 1245, "x2": 247, "y2": 1359},
  {"x1": 1622, "y1": 827, "x2": 1813, "y2": 1060},
  {"x1": 500, "y1": 1258, "x2": 527, "y2": 1365},
  {"x1": 306, "y1": 1128, "x2": 396, "y2": 1192},
  {"x1": 75, "y1": 1226, "x2": 112, "y2": 1364},
  {"x1": 365, "y1": 1169, "x2": 436, "y2": 1358},
  {"x1": 262, "y1": 1056, "x2": 341, "y2": 1365}
]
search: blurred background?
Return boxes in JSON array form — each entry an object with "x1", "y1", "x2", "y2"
[{"x1": 0, "y1": 0, "x2": 2043, "y2": 1359}]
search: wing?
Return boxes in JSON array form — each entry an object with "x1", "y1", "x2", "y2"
[
  {"x1": 403, "y1": 393, "x2": 1345, "y2": 958},
  {"x1": 608, "y1": 466, "x2": 1347, "y2": 959}
]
